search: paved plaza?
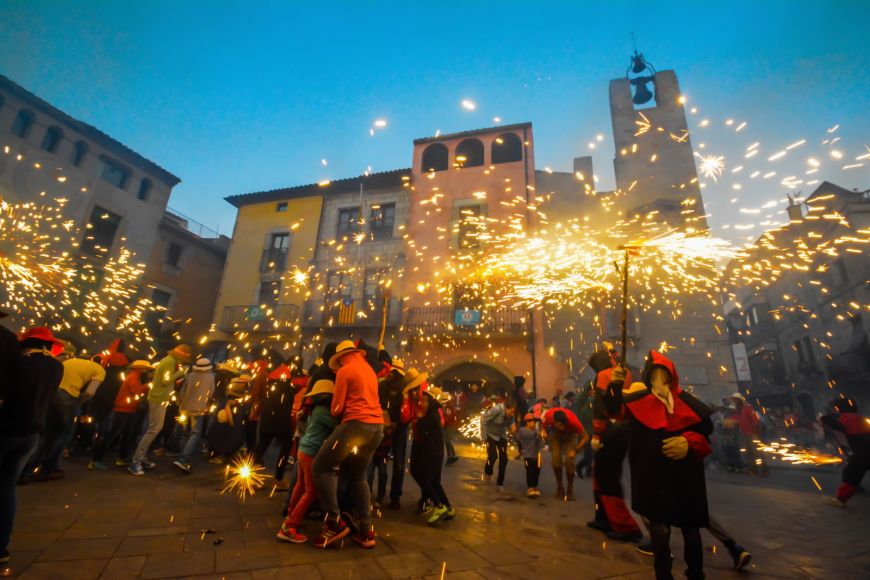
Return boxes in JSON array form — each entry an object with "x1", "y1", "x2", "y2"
[{"x1": 3, "y1": 443, "x2": 868, "y2": 579}]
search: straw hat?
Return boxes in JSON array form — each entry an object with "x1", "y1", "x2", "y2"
[
  {"x1": 731, "y1": 392, "x2": 746, "y2": 402},
  {"x1": 217, "y1": 406, "x2": 235, "y2": 426},
  {"x1": 129, "y1": 360, "x2": 155, "y2": 371},
  {"x1": 170, "y1": 344, "x2": 193, "y2": 363},
  {"x1": 227, "y1": 375, "x2": 251, "y2": 398},
  {"x1": 401, "y1": 368, "x2": 428, "y2": 395},
  {"x1": 390, "y1": 358, "x2": 407, "y2": 376},
  {"x1": 306, "y1": 378, "x2": 335, "y2": 398},
  {"x1": 192, "y1": 357, "x2": 213, "y2": 371},
  {"x1": 328, "y1": 340, "x2": 365, "y2": 370},
  {"x1": 217, "y1": 360, "x2": 242, "y2": 374},
  {"x1": 427, "y1": 385, "x2": 450, "y2": 404}
]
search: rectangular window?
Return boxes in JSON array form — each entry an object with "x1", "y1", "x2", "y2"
[
  {"x1": 261, "y1": 233, "x2": 290, "y2": 272},
  {"x1": 457, "y1": 205, "x2": 482, "y2": 249},
  {"x1": 337, "y1": 207, "x2": 361, "y2": 237},
  {"x1": 152, "y1": 288, "x2": 172, "y2": 309},
  {"x1": 363, "y1": 269, "x2": 384, "y2": 305},
  {"x1": 80, "y1": 206, "x2": 121, "y2": 257},
  {"x1": 165, "y1": 242, "x2": 183, "y2": 268},
  {"x1": 100, "y1": 157, "x2": 129, "y2": 189},
  {"x1": 328, "y1": 271, "x2": 353, "y2": 299},
  {"x1": 369, "y1": 203, "x2": 395, "y2": 241},
  {"x1": 276, "y1": 202, "x2": 288, "y2": 212},
  {"x1": 258, "y1": 280, "x2": 281, "y2": 306}
]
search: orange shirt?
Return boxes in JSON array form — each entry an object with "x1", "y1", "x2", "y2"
[{"x1": 331, "y1": 354, "x2": 382, "y2": 424}]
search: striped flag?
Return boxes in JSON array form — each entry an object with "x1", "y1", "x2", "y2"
[{"x1": 338, "y1": 298, "x2": 355, "y2": 324}]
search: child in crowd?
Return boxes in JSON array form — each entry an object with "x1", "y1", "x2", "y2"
[
  {"x1": 821, "y1": 398, "x2": 870, "y2": 508},
  {"x1": 367, "y1": 410, "x2": 394, "y2": 509},
  {"x1": 401, "y1": 371, "x2": 454, "y2": 525},
  {"x1": 516, "y1": 413, "x2": 543, "y2": 497},
  {"x1": 206, "y1": 376, "x2": 249, "y2": 464},
  {"x1": 277, "y1": 377, "x2": 338, "y2": 543}
]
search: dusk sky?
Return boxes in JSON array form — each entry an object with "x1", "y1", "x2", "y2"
[{"x1": 1, "y1": 1, "x2": 868, "y2": 241}]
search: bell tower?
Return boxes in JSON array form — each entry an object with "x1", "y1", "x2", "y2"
[{"x1": 609, "y1": 51, "x2": 707, "y2": 230}]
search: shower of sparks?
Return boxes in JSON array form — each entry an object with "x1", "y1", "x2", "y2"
[
  {"x1": 221, "y1": 453, "x2": 266, "y2": 501},
  {"x1": 459, "y1": 411, "x2": 484, "y2": 441},
  {"x1": 694, "y1": 152, "x2": 726, "y2": 181},
  {"x1": 754, "y1": 439, "x2": 843, "y2": 466}
]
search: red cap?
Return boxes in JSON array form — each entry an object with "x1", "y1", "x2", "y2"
[{"x1": 19, "y1": 326, "x2": 63, "y2": 345}]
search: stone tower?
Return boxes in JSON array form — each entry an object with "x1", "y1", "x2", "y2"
[{"x1": 610, "y1": 59, "x2": 706, "y2": 229}]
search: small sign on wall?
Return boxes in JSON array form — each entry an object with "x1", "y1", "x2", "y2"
[{"x1": 454, "y1": 309, "x2": 481, "y2": 326}]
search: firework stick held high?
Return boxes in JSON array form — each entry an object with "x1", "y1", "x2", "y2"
[{"x1": 378, "y1": 294, "x2": 389, "y2": 350}]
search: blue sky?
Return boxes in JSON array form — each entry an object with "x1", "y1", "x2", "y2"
[{"x1": 1, "y1": 1, "x2": 868, "y2": 240}]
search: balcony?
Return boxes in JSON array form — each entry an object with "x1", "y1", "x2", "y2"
[
  {"x1": 406, "y1": 306, "x2": 529, "y2": 337},
  {"x1": 219, "y1": 304, "x2": 300, "y2": 332},
  {"x1": 260, "y1": 248, "x2": 288, "y2": 273},
  {"x1": 301, "y1": 298, "x2": 402, "y2": 328}
]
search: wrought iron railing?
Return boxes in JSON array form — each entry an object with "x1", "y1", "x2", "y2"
[
  {"x1": 301, "y1": 297, "x2": 402, "y2": 328},
  {"x1": 219, "y1": 304, "x2": 300, "y2": 332},
  {"x1": 406, "y1": 305, "x2": 528, "y2": 336}
]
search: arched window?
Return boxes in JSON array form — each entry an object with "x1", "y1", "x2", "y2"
[
  {"x1": 421, "y1": 143, "x2": 448, "y2": 172},
  {"x1": 41, "y1": 126, "x2": 63, "y2": 153},
  {"x1": 491, "y1": 132, "x2": 523, "y2": 164},
  {"x1": 10, "y1": 109, "x2": 35, "y2": 138},
  {"x1": 138, "y1": 178, "x2": 152, "y2": 201},
  {"x1": 455, "y1": 138, "x2": 484, "y2": 168},
  {"x1": 71, "y1": 140, "x2": 88, "y2": 166}
]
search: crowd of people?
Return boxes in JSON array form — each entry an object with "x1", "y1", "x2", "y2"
[{"x1": 1, "y1": 317, "x2": 867, "y2": 579}]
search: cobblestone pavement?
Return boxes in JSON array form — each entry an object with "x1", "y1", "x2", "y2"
[{"x1": 3, "y1": 442, "x2": 868, "y2": 579}]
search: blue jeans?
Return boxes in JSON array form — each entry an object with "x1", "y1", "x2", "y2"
[
  {"x1": 42, "y1": 390, "x2": 80, "y2": 472},
  {"x1": 178, "y1": 415, "x2": 204, "y2": 464},
  {"x1": 0, "y1": 434, "x2": 39, "y2": 551}
]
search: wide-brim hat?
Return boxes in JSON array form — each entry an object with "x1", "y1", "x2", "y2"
[
  {"x1": 18, "y1": 326, "x2": 63, "y2": 346},
  {"x1": 170, "y1": 344, "x2": 193, "y2": 362},
  {"x1": 306, "y1": 378, "x2": 335, "y2": 398},
  {"x1": 731, "y1": 392, "x2": 746, "y2": 402},
  {"x1": 328, "y1": 340, "x2": 365, "y2": 370},
  {"x1": 192, "y1": 357, "x2": 213, "y2": 371},
  {"x1": 129, "y1": 360, "x2": 155, "y2": 371},
  {"x1": 427, "y1": 385, "x2": 450, "y2": 404},
  {"x1": 401, "y1": 368, "x2": 428, "y2": 395},
  {"x1": 227, "y1": 375, "x2": 251, "y2": 398},
  {"x1": 217, "y1": 360, "x2": 242, "y2": 374},
  {"x1": 390, "y1": 358, "x2": 407, "y2": 376}
]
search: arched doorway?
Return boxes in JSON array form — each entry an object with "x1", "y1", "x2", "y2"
[{"x1": 432, "y1": 360, "x2": 515, "y2": 398}]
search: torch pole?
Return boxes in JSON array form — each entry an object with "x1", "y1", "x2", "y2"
[
  {"x1": 378, "y1": 295, "x2": 389, "y2": 350},
  {"x1": 619, "y1": 249, "x2": 630, "y2": 368}
]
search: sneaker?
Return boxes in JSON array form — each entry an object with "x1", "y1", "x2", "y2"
[
  {"x1": 496, "y1": 485, "x2": 505, "y2": 493},
  {"x1": 824, "y1": 495, "x2": 847, "y2": 508},
  {"x1": 173, "y1": 460, "x2": 192, "y2": 473},
  {"x1": 128, "y1": 463, "x2": 145, "y2": 476},
  {"x1": 586, "y1": 520, "x2": 609, "y2": 532},
  {"x1": 340, "y1": 511, "x2": 360, "y2": 535},
  {"x1": 442, "y1": 507, "x2": 456, "y2": 520},
  {"x1": 0, "y1": 548, "x2": 10, "y2": 564},
  {"x1": 208, "y1": 456, "x2": 225, "y2": 465},
  {"x1": 446, "y1": 456, "x2": 459, "y2": 465},
  {"x1": 88, "y1": 461, "x2": 107, "y2": 471},
  {"x1": 636, "y1": 542, "x2": 654, "y2": 556},
  {"x1": 427, "y1": 505, "x2": 448, "y2": 525},
  {"x1": 152, "y1": 448, "x2": 166, "y2": 456},
  {"x1": 730, "y1": 545, "x2": 752, "y2": 570},
  {"x1": 532, "y1": 489, "x2": 542, "y2": 497},
  {"x1": 526, "y1": 488, "x2": 535, "y2": 497},
  {"x1": 276, "y1": 525, "x2": 308, "y2": 544},
  {"x1": 141, "y1": 460, "x2": 157, "y2": 470},
  {"x1": 114, "y1": 459, "x2": 129, "y2": 467},
  {"x1": 352, "y1": 529, "x2": 376, "y2": 548},
  {"x1": 313, "y1": 519, "x2": 350, "y2": 548}
]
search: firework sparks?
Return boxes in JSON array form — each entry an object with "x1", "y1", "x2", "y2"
[
  {"x1": 694, "y1": 152, "x2": 726, "y2": 181},
  {"x1": 754, "y1": 439, "x2": 843, "y2": 466},
  {"x1": 221, "y1": 453, "x2": 266, "y2": 500}
]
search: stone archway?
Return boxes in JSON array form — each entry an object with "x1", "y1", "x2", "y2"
[{"x1": 431, "y1": 358, "x2": 516, "y2": 398}]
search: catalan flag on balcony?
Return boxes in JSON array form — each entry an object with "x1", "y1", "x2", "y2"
[{"x1": 338, "y1": 298, "x2": 355, "y2": 324}]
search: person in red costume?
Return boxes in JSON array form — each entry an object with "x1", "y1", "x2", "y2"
[
  {"x1": 607, "y1": 351, "x2": 713, "y2": 580},
  {"x1": 730, "y1": 393, "x2": 768, "y2": 475},
  {"x1": 821, "y1": 398, "x2": 870, "y2": 507},
  {"x1": 540, "y1": 407, "x2": 588, "y2": 500},
  {"x1": 586, "y1": 343, "x2": 642, "y2": 541}
]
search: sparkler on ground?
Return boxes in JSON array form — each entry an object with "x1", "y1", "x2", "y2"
[
  {"x1": 221, "y1": 453, "x2": 266, "y2": 500},
  {"x1": 753, "y1": 439, "x2": 842, "y2": 467}
]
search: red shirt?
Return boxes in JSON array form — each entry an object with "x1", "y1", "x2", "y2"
[
  {"x1": 113, "y1": 370, "x2": 149, "y2": 413},
  {"x1": 332, "y1": 354, "x2": 383, "y2": 424},
  {"x1": 735, "y1": 404, "x2": 760, "y2": 435},
  {"x1": 542, "y1": 407, "x2": 586, "y2": 436}
]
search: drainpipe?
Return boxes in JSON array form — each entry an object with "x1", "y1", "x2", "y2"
[{"x1": 522, "y1": 125, "x2": 538, "y2": 398}]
